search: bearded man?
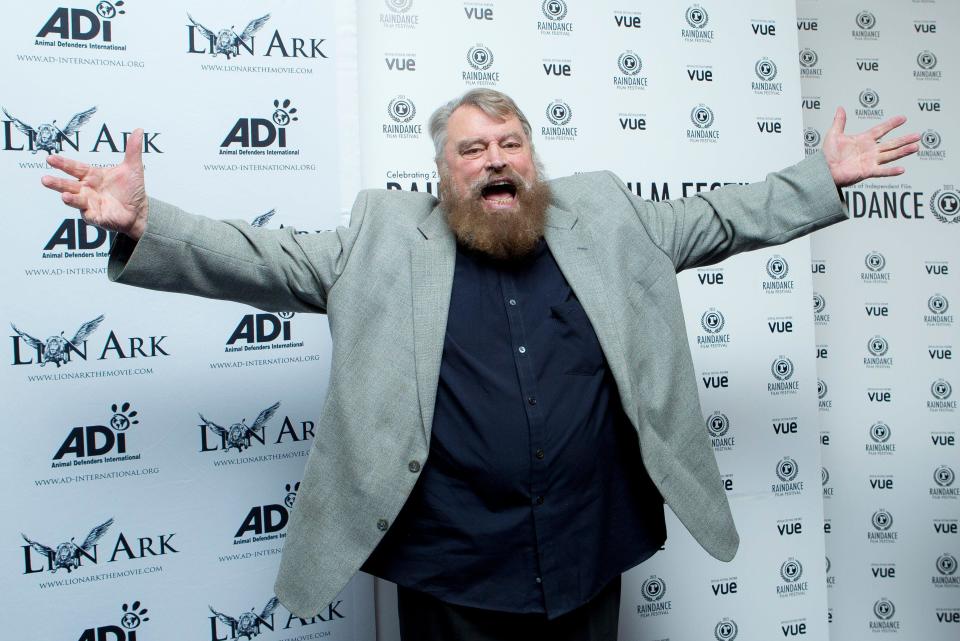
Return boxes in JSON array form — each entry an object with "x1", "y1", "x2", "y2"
[{"x1": 41, "y1": 89, "x2": 918, "y2": 641}]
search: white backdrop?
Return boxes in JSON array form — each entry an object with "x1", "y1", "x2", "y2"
[
  {"x1": 4, "y1": 1, "x2": 954, "y2": 640},
  {"x1": 798, "y1": 1, "x2": 960, "y2": 639}
]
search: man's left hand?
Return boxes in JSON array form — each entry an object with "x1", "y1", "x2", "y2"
[{"x1": 823, "y1": 107, "x2": 920, "y2": 187}]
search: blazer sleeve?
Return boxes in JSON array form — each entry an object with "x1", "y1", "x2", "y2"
[
  {"x1": 612, "y1": 152, "x2": 849, "y2": 272},
  {"x1": 107, "y1": 191, "x2": 373, "y2": 313}
]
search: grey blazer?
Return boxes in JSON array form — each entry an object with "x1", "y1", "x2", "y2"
[{"x1": 109, "y1": 152, "x2": 847, "y2": 617}]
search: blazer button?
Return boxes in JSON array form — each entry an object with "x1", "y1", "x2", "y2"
[
  {"x1": 377, "y1": 519, "x2": 389, "y2": 531},
  {"x1": 408, "y1": 461, "x2": 421, "y2": 473}
]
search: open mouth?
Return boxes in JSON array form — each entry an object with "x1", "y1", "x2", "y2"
[{"x1": 480, "y1": 179, "x2": 518, "y2": 206}]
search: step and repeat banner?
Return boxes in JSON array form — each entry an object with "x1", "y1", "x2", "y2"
[
  {"x1": 797, "y1": 1, "x2": 959, "y2": 640},
  {"x1": 1, "y1": 1, "x2": 373, "y2": 640},
  {"x1": 356, "y1": 2, "x2": 831, "y2": 640}
]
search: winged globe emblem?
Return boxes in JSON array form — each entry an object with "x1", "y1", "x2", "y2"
[
  {"x1": 21, "y1": 518, "x2": 114, "y2": 573},
  {"x1": 1, "y1": 106, "x2": 97, "y2": 155},
  {"x1": 209, "y1": 597, "x2": 280, "y2": 639},
  {"x1": 11, "y1": 315, "x2": 105, "y2": 367},
  {"x1": 200, "y1": 402, "x2": 280, "y2": 453},
  {"x1": 250, "y1": 209, "x2": 276, "y2": 228},
  {"x1": 188, "y1": 13, "x2": 271, "y2": 59}
]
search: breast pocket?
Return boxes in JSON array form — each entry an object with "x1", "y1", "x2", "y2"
[{"x1": 549, "y1": 299, "x2": 606, "y2": 376}]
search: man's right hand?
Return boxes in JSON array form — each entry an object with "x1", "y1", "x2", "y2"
[{"x1": 41, "y1": 127, "x2": 149, "y2": 240}]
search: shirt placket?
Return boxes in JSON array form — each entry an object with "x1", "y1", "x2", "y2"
[{"x1": 499, "y1": 271, "x2": 550, "y2": 599}]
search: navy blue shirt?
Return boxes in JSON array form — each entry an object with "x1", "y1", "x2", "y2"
[{"x1": 362, "y1": 240, "x2": 665, "y2": 618}]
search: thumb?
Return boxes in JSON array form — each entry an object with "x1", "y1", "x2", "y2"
[
  {"x1": 124, "y1": 128, "x2": 144, "y2": 166},
  {"x1": 828, "y1": 107, "x2": 846, "y2": 137}
]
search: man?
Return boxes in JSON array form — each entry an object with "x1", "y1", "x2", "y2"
[{"x1": 41, "y1": 89, "x2": 918, "y2": 640}]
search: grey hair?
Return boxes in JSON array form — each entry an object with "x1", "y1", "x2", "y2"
[{"x1": 428, "y1": 89, "x2": 535, "y2": 167}]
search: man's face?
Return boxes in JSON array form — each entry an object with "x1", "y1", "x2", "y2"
[
  {"x1": 441, "y1": 105, "x2": 537, "y2": 210},
  {"x1": 438, "y1": 105, "x2": 550, "y2": 260}
]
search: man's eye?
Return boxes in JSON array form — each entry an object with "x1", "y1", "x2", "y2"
[{"x1": 463, "y1": 148, "x2": 483, "y2": 157}]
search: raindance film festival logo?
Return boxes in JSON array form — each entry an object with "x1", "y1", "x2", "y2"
[
  {"x1": 383, "y1": 95, "x2": 422, "y2": 139},
  {"x1": 861, "y1": 251, "x2": 890, "y2": 283},
  {"x1": 803, "y1": 127, "x2": 820, "y2": 156},
  {"x1": 865, "y1": 335, "x2": 893, "y2": 368},
  {"x1": 868, "y1": 508, "x2": 897, "y2": 543},
  {"x1": 77, "y1": 601, "x2": 150, "y2": 641},
  {"x1": 381, "y1": 0, "x2": 419, "y2": 30},
  {"x1": 918, "y1": 129, "x2": 945, "y2": 160},
  {"x1": 21, "y1": 517, "x2": 179, "y2": 577},
  {"x1": 682, "y1": 5, "x2": 714, "y2": 43},
  {"x1": 772, "y1": 456, "x2": 803, "y2": 496},
  {"x1": 763, "y1": 255, "x2": 794, "y2": 293},
  {"x1": 926, "y1": 294, "x2": 953, "y2": 326},
  {"x1": 185, "y1": 11, "x2": 328, "y2": 65},
  {"x1": 50, "y1": 401, "x2": 148, "y2": 470},
  {"x1": 687, "y1": 104, "x2": 718, "y2": 143},
  {"x1": 914, "y1": 50, "x2": 941, "y2": 81},
  {"x1": 818, "y1": 379, "x2": 831, "y2": 410},
  {"x1": 866, "y1": 421, "x2": 895, "y2": 455},
  {"x1": 813, "y1": 293, "x2": 829, "y2": 324},
  {"x1": 463, "y1": 44, "x2": 499, "y2": 86},
  {"x1": 208, "y1": 596, "x2": 346, "y2": 640},
  {"x1": 768, "y1": 357, "x2": 798, "y2": 396},
  {"x1": 822, "y1": 466, "x2": 833, "y2": 498},
  {"x1": 714, "y1": 618, "x2": 738, "y2": 641},
  {"x1": 706, "y1": 411, "x2": 734, "y2": 451},
  {"x1": 195, "y1": 401, "x2": 316, "y2": 460},
  {"x1": 933, "y1": 553, "x2": 959, "y2": 587},
  {"x1": 931, "y1": 465, "x2": 958, "y2": 499},
  {"x1": 220, "y1": 99, "x2": 301, "y2": 156},
  {"x1": 542, "y1": 99, "x2": 577, "y2": 142},
  {"x1": 929, "y1": 379, "x2": 956, "y2": 412},
  {"x1": 799, "y1": 48, "x2": 822, "y2": 78},
  {"x1": 752, "y1": 57, "x2": 782, "y2": 95},
  {"x1": 930, "y1": 186, "x2": 960, "y2": 224},
  {"x1": 538, "y1": 0, "x2": 574, "y2": 36},
  {"x1": 10, "y1": 315, "x2": 169, "y2": 379},
  {"x1": 777, "y1": 558, "x2": 808, "y2": 598},
  {"x1": 853, "y1": 10, "x2": 879, "y2": 40},
  {"x1": 34, "y1": 1, "x2": 130, "y2": 51},
  {"x1": 635, "y1": 575, "x2": 671, "y2": 618},
  {"x1": 870, "y1": 598, "x2": 900, "y2": 633},
  {"x1": 697, "y1": 309, "x2": 730, "y2": 349},
  {"x1": 613, "y1": 51, "x2": 648, "y2": 90},
  {"x1": 231, "y1": 482, "x2": 299, "y2": 550},
  {"x1": 856, "y1": 88, "x2": 884, "y2": 120}
]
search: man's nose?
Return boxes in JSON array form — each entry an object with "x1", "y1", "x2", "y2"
[{"x1": 484, "y1": 144, "x2": 506, "y2": 170}]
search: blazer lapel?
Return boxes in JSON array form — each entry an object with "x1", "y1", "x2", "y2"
[
  {"x1": 544, "y1": 205, "x2": 634, "y2": 409},
  {"x1": 412, "y1": 205, "x2": 456, "y2": 445}
]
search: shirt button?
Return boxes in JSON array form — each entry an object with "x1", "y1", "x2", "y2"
[
  {"x1": 376, "y1": 519, "x2": 389, "y2": 531},
  {"x1": 518, "y1": 345, "x2": 527, "y2": 354},
  {"x1": 408, "y1": 461, "x2": 421, "y2": 473},
  {"x1": 508, "y1": 299, "x2": 517, "y2": 306},
  {"x1": 535, "y1": 496, "x2": 544, "y2": 505},
  {"x1": 535, "y1": 448, "x2": 545, "y2": 460},
  {"x1": 535, "y1": 577, "x2": 542, "y2": 584},
  {"x1": 527, "y1": 396, "x2": 537, "y2": 406}
]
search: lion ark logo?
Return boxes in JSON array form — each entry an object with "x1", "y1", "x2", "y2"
[
  {"x1": 77, "y1": 601, "x2": 149, "y2": 641},
  {"x1": 210, "y1": 597, "x2": 279, "y2": 640},
  {"x1": 1, "y1": 106, "x2": 96, "y2": 154},
  {"x1": 200, "y1": 402, "x2": 281, "y2": 453},
  {"x1": 187, "y1": 13, "x2": 270, "y2": 59},
  {"x1": 21, "y1": 518, "x2": 113, "y2": 573},
  {"x1": 11, "y1": 315, "x2": 103, "y2": 367}
]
